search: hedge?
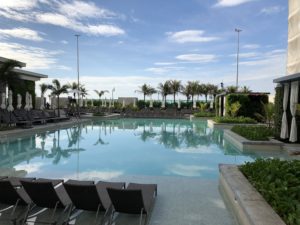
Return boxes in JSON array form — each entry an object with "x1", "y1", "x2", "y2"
[
  {"x1": 274, "y1": 85, "x2": 284, "y2": 138},
  {"x1": 225, "y1": 94, "x2": 268, "y2": 120}
]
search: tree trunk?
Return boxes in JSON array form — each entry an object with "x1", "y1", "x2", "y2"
[
  {"x1": 205, "y1": 94, "x2": 208, "y2": 103},
  {"x1": 144, "y1": 94, "x2": 145, "y2": 102},
  {"x1": 173, "y1": 93, "x2": 176, "y2": 103}
]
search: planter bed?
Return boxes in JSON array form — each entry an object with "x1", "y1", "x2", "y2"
[{"x1": 219, "y1": 164, "x2": 286, "y2": 225}]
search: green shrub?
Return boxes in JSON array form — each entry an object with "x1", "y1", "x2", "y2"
[
  {"x1": 194, "y1": 111, "x2": 215, "y2": 117},
  {"x1": 93, "y1": 112, "x2": 105, "y2": 116},
  {"x1": 229, "y1": 101, "x2": 241, "y2": 117},
  {"x1": 240, "y1": 159, "x2": 300, "y2": 225},
  {"x1": 274, "y1": 86, "x2": 284, "y2": 138},
  {"x1": 231, "y1": 125, "x2": 274, "y2": 140},
  {"x1": 213, "y1": 116, "x2": 256, "y2": 124}
]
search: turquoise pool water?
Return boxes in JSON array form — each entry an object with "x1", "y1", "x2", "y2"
[{"x1": 0, "y1": 119, "x2": 260, "y2": 180}]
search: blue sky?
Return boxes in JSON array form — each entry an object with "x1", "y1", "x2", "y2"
[{"x1": 0, "y1": 0, "x2": 288, "y2": 99}]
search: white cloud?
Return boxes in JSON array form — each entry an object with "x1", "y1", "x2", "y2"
[
  {"x1": 58, "y1": 0, "x2": 116, "y2": 19},
  {"x1": 230, "y1": 52, "x2": 259, "y2": 58},
  {"x1": 0, "y1": 41, "x2": 67, "y2": 70},
  {"x1": 176, "y1": 54, "x2": 217, "y2": 63},
  {"x1": 0, "y1": 0, "x2": 125, "y2": 37},
  {"x1": 0, "y1": 27, "x2": 44, "y2": 41},
  {"x1": 62, "y1": 170, "x2": 124, "y2": 180},
  {"x1": 61, "y1": 40, "x2": 68, "y2": 44},
  {"x1": 167, "y1": 30, "x2": 219, "y2": 43},
  {"x1": 243, "y1": 44, "x2": 260, "y2": 49},
  {"x1": 261, "y1": 6, "x2": 284, "y2": 15},
  {"x1": 166, "y1": 164, "x2": 215, "y2": 177},
  {"x1": 214, "y1": 0, "x2": 255, "y2": 7},
  {"x1": 154, "y1": 62, "x2": 177, "y2": 66},
  {"x1": 145, "y1": 66, "x2": 184, "y2": 74},
  {"x1": 14, "y1": 162, "x2": 45, "y2": 174}
]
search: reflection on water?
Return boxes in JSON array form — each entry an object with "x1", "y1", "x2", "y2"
[{"x1": 0, "y1": 119, "x2": 288, "y2": 179}]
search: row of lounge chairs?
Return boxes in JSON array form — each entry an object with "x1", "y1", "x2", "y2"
[
  {"x1": 0, "y1": 176, "x2": 157, "y2": 225},
  {"x1": 0, "y1": 109, "x2": 70, "y2": 128}
]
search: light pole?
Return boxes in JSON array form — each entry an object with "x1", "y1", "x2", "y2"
[
  {"x1": 75, "y1": 34, "x2": 80, "y2": 117},
  {"x1": 235, "y1": 28, "x2": 242, "y2": 89}
]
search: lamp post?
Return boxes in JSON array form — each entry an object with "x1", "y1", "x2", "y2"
[
  {"x1": 235, "y1": 28, "x2": 242, "y2": 89},
  {"x1": 75, "y1": 34, "x2": 80, "y2": 117}
]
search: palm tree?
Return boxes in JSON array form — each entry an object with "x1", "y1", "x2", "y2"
[
  {"x1": 94, "y1": 90, "x2": 109, "y2": 110},
  {"x1": 200, "y1": 84, "x2": 210, "y2": 103},
  {"x1": 136, "y1": 84, "x2": 150, "y2": 101},
  {"x1": 0, "y1": 60, "x2": 22, "y2": 92},
  {"x1": 147, "y1": 86, "x2": 157, "y2": 100},
  {"x1": 39, "y1": 83, "x2": 51, "y2": 109},
  {"x1": 240, "y1": 86, "x2": 251, "y2": 93},
  {"x1": 170, "y1": 80, "x2": 181, "y2": 103},
  {"x1": 208, "y1": 84, "x2": 219, "y2": 101},
  {"x1": 79, "y1": 85, "x2": 88, "y2": 98},
  {"x1": 157, "y1": 81, "x2": 171, "y2": 105},
  {"x1": 226, "y1": 85, "x2": 238, "y2": 93},
  {"x1": 49, "y1": 79, "x2": 69, "y2": 117},
  {"x1": 69, "y1": 82, "x2": 78, "y2": 99},
  {"x1": 181, "y1": 84, "x2": 191, "y2": 103},
  {"x1": 187, "y1": 81, "x2": 199, "y2": 102}
]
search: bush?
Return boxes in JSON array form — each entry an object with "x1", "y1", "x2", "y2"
[
  {"x1": 240, "y1": 159, "x2": 300, "y2": 225},
  {"x1": 274, "y1": 86, "x2": 284, "y2": 138},
  {"x1": 225, "y1": 94, "x2": 268, "y2": 119},
  {"x1": 93, "y1": 112, "x2": 105, "y2": 116},
  {"x1": 231, "y1": 125, "x2": 274, "y2": 140},
  {"x1": 213, "y1": 116, "x2": 257, "y2": 124},
  {"x1": 194, "y1": 111, "x2": 215, "y2": 117}
]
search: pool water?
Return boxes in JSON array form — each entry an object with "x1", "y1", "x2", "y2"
[{"x1": 0, "y1": 118, "x2": 259, "y2": 180}]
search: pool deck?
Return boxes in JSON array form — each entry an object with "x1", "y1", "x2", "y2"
[{"x1": 64, "y1": 175, "x2": 237, "y2": 225}]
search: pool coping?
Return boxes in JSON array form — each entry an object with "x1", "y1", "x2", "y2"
[
  {"x1": 0, "y1": 114, "x2": 121, "y2": 142},
  {"x1": 219, "y1": 164, "x2": 286, "y2": 225},
  {"x1": 207, "y1": 119, "x2": 264, "y2": 129},
  {"x1": 224, "y1": 129, "x2": 283, "y2": 152}
]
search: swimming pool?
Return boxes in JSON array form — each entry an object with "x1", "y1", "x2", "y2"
[{"x1": 0, "y1": 118, "x2": 260, "y2": 180}]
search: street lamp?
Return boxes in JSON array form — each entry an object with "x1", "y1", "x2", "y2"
[
  {"x1": 235, "y1": 28, "x2": 242, "y2": 89},
  {"x1": 75, "y1": 34, "x2": 80, "y2": 117}
]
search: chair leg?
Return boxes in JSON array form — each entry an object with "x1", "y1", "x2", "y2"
[{"x1": 139, "y1": 208, "x2": 144, "y2": 225}]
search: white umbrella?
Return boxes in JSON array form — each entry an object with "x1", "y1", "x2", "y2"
[
  {"x1": 104, "y1": 98, "x2": 107, "y2": 108},
  {"x1": 84, "y1": 98, "x2": 88, "y2": 107},
  {"x1": 193, "y1": 99, "x2": 197, "y2": 109},
  {"x1": 112, "y1": 99, "x2": 115, "y2": 107},
  {"x1": 51, "y1": 96, "x2": 56, "y2": 110},
  {"x1": 122, "y1": 99, "x2": 125, "y2": 108},
  {"x1": 40, "y1": 93, "x2": 45, "y2": 110},
  {"x1": 91, "y1": 99, "x2": 94, "y2": 107},
  {"x1": 210, "y1": 100, "x2": 214, "y2": 109},
  {"x1": 79, "y1": 97, "x2": 83, "y2": 107},
  {"x1": 29, "y1": 94, "x2": 33, "y2": 110},
  {"x1": 149, "y1": 98, "x2": 153, "y2": 108},
  {"x1": 109, "y1": 99, "x2": 112, "y2": 108},
  {"x1": 161, "y1": 98, "x2": 165, "y2": 108},
  {"x1": 24, "y1": 92, "x2": 30, "y2": 111},
  {"x1": 177, "y1": 99, "x2": 181, "y2": 109},
  {"x1": 7, "y1": 90, "x2": 14, "y2": 112},
  {"x1": 17, "y1": 94, "x2": 22, "y2": 109},
  {"x1": 0, "y1": 93, "x2": 6, "y2": 109},
  {"x1": 133, "y1": 99, "x2": 136, "y2": 108}
]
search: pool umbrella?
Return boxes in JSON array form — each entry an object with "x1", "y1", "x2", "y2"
[
  {"x1": 193, "y1": 99, "x2": 196, "y2": 109},
  {"x1": 79, "y1": 97, "x2": 83, "y2": 107},
  {"x1": 210, "y1": 100, "x2": 214, "y2": 109},
  {"x1": 51, "y1": 96, "x2": 56, "y2": 110},
  {"x1": 149, "y1": 98, "x2": 153, "y2": 108},
  {"x1": 104, "y1": 98, "x2": 107, "y2": 108},
  {"x1": 29, "y1": 94, "x2": 33, "y2": 110},
  {"x1": 177, "y1": 99, "x2": 181, "y2": 109},
  {"x1": 133, "y1": 99, "x2": 136, "y2": 108},
  {"x1": 122, "y1": 99, "x2": 125, "y2": 108},
  {"x1": 91, "y1": 99, "x2": 94, "y2": 107},
  {"x1": 109, "y1": 99, "x2": 112, "y2": 108},
  {"x1": 0, "y1": 93, "x2": 6, "y2": 109},
  {"x1": 17, "y1": 94, "x2": 22, "y2": 109},
  {"x1": 7, "y1": 90, "x2": 14, "y2": 112},
  {"x1": 24, "y1": 92, "x2": 30, "y2": 111},
  {"x1": 161, "y1": 98, "x2": 165, "y2": 108},
  {"x1": 112, "y1": 99, "x2": 115, "y2": 107},
  {"x1": 40, "y1": 92, "x2": 45, "y2": 110}
]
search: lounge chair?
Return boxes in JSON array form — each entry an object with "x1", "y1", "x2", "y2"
[
  {"x1": 107, "y1": 183, "x2": 157, "y2": 225},
  {"x1": 20, "y1": 178, "x2": 71, "y2": 225},
  {"x1": 63, "y1": 180, "x2": 125, "y2": 225},
  {"x1": 0, "y1": 180, "x2": 32, "y2": 225}
]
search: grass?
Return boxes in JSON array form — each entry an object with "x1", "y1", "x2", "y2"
[
  {"x1": 231, "y1": 125, "x2": 274, "y2": 141},
  {"x1": 240, "y1": 159, "x2": 300, "y2": 225},
  {"x1": 193, "y1": 111, "x2": 215, "y2": 117},
  {"x1": 213, "y1": 116, "x2": 257, "y2": 124}
]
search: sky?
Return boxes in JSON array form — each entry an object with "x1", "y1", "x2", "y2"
[{"x1": 0, "y1": 0, "x2": 288, "y2": 99}]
